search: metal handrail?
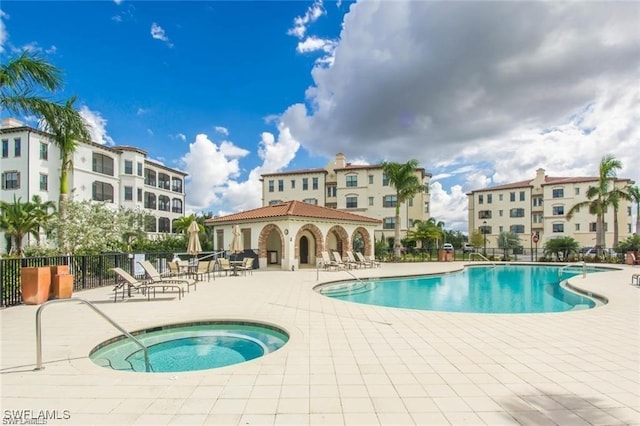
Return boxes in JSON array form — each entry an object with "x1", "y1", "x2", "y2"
[
  {"x1": 35, "y1": 297, "x2": 150, "y2": 372},
  {"x1": 558, "y1": 261, "x2": 587, "y2": 280},
  {"x1": 469, "y1": 252, "x2": 496, "y2": 267}
]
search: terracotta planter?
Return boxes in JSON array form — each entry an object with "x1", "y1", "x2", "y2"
[
  {"x1": 51, "y1": 265, "x2": 69, "y2": 275},
  {"x1": 21, "y1": 267, "x2": 52, "y2": 305},
  {"x1": 52, "y1": 274, "x2": 74, "y2": 299}
]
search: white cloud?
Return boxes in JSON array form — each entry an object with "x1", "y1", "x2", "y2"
[
  {"x1": 214, "y1": 126, "x2": 229, "y2": 136},
  {"x1": 0, "y1": 10, "x2": 7, "y2": 54},
  {"x1": 429, "y1": 182, "x2": 469, "y2": 233},
  {"x1": 114, "y1": 0, "x2": 124, "y2": 4},
  {"x1": 280, "y1": 1, "x2": 640, "y2": 231},
  {"x1": 288, "y1": 0, "x2": 325, "y2": 39},
  {"x1": 146, "y1": 128, "x2": 153, "y2": 136},
  {"x1": 137, "y1": 108, "x2": 149, "y2": 116},
  {"x1": 151, "y1": 23, "x2": 173, "y2": 47},
  {"x1": 79, "y1": 106, "x2": 115, "y2": 146},
  {"x1": 176, "y1": 133, "x2": 186, "y2": 142}
]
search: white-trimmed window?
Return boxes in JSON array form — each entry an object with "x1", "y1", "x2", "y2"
[
  {"x1": 2, "y1": 171, "x2": 20, "y2": 189},
  {"x1": 346, "y1": 196, "x2": 358, "y2": 208},
  {"x1": 92, "y1": 181, "x2": 114, "y2": 202},
  {"x1": 39, "y1": 174, "x2": 48, "y2": 191},
  {"x1": 383, "y1": 195, "x2": 397, "y2": 208}
]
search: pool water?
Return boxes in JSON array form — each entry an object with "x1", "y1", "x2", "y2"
[
  {"x1": 319, "y1": 265, "x2": 603, "y2": 313},
  {"x1": 90, "y1": 322, "x2": 289, "y2": 373}
]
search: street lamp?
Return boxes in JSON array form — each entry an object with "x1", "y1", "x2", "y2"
[{"x1": 482, "y1": 220, "x2": 487, "y2": 256}]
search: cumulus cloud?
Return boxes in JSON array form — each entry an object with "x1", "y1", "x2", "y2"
[
  {"x1": 79, "y1": 106, "x2": 115, "y2": 146},
  {"x1": 182, "y1": 124, "x2": 300, "y2": 214},
  {"x1": 151, "y1": 23, "x2": 172, "y2": 47},
  {"x1": 281, "y1": 1, "x2": 640, "y2": 231},
  {"x1": 288, "y1": 0, "x2": 325, "y2": 39},
  {"x1": 0, "y1": 11, "x2": 8, "y2": 53},
  {"x1": 214, "y1": 126, "x2": 229, "y2": 136}
]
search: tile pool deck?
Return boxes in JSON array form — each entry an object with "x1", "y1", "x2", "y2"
[{"x1": 1, "y1": 262, "x2": 639, "y2": 425}]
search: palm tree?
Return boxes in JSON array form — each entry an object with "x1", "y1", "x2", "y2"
[
  {"x1": 566, "y1": 155, "x2": 623, "y2": 252},
  {"x1": 28, "y1": 195, "x2": 57, "y2": 244},
  {"x1": 543, "y1": 236, "x2": 580, "y2": 261},
  {"x1": 0, "y1": 50, "x2": 62, "y2": 116},
  {"x1": 172, "y1": 214, "x2": 204, "y2": 234},
  {"x1": 382, "y1": 159, "x2": 424, "y2": 259},
  {"x1": 38, "y1": 97, "x2": 91, "y2": 252},
  {"x1": 497, "y1": 231, "x2": 521, "y2": 260},
  {"x1": 0, "y1": 196, "x2": 49, "y2": 256},
  {"x1": 627, "y1": 184, "x2": 640, "y2": 234},
  {"x1": 407, "y1": 219, "x2": 443, "y2": 251}
]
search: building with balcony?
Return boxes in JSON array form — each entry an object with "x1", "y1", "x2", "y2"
[
  {"x1": 261, "y1": 153, "x2": 432, "y2": 242},
  {"x1": 0, "y1": 118, "x2": 187, "y2": 253},
  {"x1": 467, "y1": 168, "x2": 634, "y2": 250}
]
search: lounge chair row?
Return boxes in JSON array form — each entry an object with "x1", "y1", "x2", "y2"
[
  {"x1": 321, "y1": 251, "x2": 380, "y2": 271},
  {"x1": 112, "y1": 261, "x2": 197, "y2": 303}
]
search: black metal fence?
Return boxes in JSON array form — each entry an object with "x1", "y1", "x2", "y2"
[{"x1": 0, "y1": 251, "x2": 221, "y2": 308}]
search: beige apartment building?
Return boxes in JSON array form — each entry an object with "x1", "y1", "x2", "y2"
[
  {"x1": 261, "y1": 153, "x2": 432, "y2": 242},
  {"x1": 467, "y1": 168, "x2": 634, "y2": 250},
  {"x1": 0, "y1": 118, "x2": 187, "y2": 253}
]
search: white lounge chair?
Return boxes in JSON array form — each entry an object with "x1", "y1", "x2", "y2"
[
  {"x1": 138, "y1": 260, "x2": 197, "y2": 292},
  {"x1": 111, "y1": 267, "x2": 184, "y2": 302}
]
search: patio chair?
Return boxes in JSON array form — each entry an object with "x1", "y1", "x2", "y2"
[
  {"x1": 365, "y1": 254, "x2": 381, "y2": 268},
  {"x1": 355, "y1": 252, "x2": 373, "y2": 268},
  {"x1": 346, "y1": 251, "x2": 366, "y2": 268},
  {"x1": 321, "y1": 251, "x2": 343, "y2": 271},
  {"x1": 167, "y1": 261, "x2": 182, "y2": 277},
  {"x1": 331, "y1": 251, "x2": 351, "y2": 269},
  {"x1": 138, "y1": 260, "x2": 197, "y2": 292},
  {"x1": 217, "y1": 258, "x2": 233, "y2": 277},
  {"x1": 237, "y1": 257, "x2": 254, "y2": 276},
  {"x1": 111, "y1": 267, "x2": 184, "y2": 302},
  {"x1": 194, "y1": 260, "x2": 213, "y2": 281}
]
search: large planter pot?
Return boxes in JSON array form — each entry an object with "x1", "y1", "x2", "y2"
[
  {"x1": 52, "y1": 274, "x2": 73, "y2": 299},
  {"x1": 21, "y1": 267, "x2": 52, "y2": 305},
  {"x1": 49, "y1": 265, "x2": 70, "y2": 299}
]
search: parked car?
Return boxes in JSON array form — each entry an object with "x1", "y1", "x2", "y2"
[
  {"x1": 584, "y1": 248, "x2": 616, "y2": 257},
  {"x1": 462, "y1": 243, "x2": 475, "y2": 253},
  {"x1": 442, "y1": 243, "x2": 454, "y2": 252}
]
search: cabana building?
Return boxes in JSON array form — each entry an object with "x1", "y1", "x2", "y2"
[{"x1": 205, "y1": 200, "x2": 381, "y2": 271}]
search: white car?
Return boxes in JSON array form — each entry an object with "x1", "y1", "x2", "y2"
[
  {"x1": 442, "y1": 243, "x2": 454, "y2": 251},
  {"x1": 462, "y1": 243, "x2": 475, "y2": 253},
  {"x1": 584, "y1": 248, "x2": 616, "y2": 257}
]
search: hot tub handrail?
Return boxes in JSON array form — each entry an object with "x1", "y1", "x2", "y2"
[
  {"x1": 469, "y1": 252, "x2": 496, "y2": 267},
  {"x1": 35, "y1": 297, "x2": 150, "y2": 372}
]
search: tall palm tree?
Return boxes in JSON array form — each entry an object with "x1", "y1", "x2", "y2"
[
  {"x1": 381, "y1": 159, "x2": 424, "y2": 259},
  {"x1": 38, "y1": 97, "x2": 91, "y2": 252},
  {"x1": 0, "y1": 50, "x2": 62, "y2": 116},
  {"x1": 566, "y1": 154, "x2": 622, "y2": 252},
  {"x1": 172, "y1": 214, "x2": 204, "y2": 234},
  {"x1": 627, "y1": 184, "x2": 640, "y2": 234}
]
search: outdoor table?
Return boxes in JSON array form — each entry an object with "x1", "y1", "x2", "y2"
[{"x1": 230, "y1": 260, "x2": 243, "y2": 276}]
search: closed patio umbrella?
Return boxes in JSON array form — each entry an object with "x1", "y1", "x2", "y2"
[
  {"x1": 230, "y1": 225, "x2": 243, "y2": 258},
  {"x1": 186, "y1": 221, "x2": 202, "y2": 256}
]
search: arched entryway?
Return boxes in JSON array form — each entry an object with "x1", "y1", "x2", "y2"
[
  {"x1": 300, "y1": 236, "x2": 309, "y2": 263},
  {"x1": 326, "y1": 225, "x2": 349, "y2": 257},
  {"x1": 352, "y1": 227, "x2": 373, "y2": 256},
  {"x1": 258, "y1": 224, "x2": 285, "y2": 266},
  {"x1": 295, "y1": 224, "x2": 323, "y2": 267}
]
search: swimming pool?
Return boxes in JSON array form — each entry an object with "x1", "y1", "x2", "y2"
[
  {"x1": 318, "y1": 265, "x2": 604, "y2": 313},
  {"x1": 90, "y1": 321, "x2": 289, "y2": 373}
]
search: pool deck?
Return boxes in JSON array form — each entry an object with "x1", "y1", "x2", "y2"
[{"x1": 1, "y1": 262, "x2": 639, "y2": 425}]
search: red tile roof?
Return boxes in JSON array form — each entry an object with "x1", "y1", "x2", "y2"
[
  {"x1": 261, "y1": 168, "x2": 327, "y2": 177},
  {"x1": 205, "y1": 200, "x2": 381, "y2": 224},
  {"x1": 472, "y1": 176, "x2": 630, "y2": 193}
]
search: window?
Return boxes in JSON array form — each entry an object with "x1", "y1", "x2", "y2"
[
  {"x1": 510, "y1": 192, "x2": 516, "y2": 202},
  {"x1": 92, "y1": 181, "x2": 114, "y2": 202},
  {"x1": 499, "y1": 194, "x2": 503, "y2": 201},
  {"x1": 589, "y1": 222, "x2": 597, "y2": 232},
  {"x1": 575, "y1": 223, "x2": 580, "y2": 231},
  {"x1": 171, "y1": 177, "x2": 183, "y2": 193},
  {"x1": 552, "y1": 188, "x2": 564, "y2": 198},
  {"x1": 327, "y1": 185, "x2": 336, "y2": 197},
  {"x1": 383, "y1": 173, "x2": 389, "y2": 186},
  {"x1": 383, "y1": 195, "x2": 397, "y2": 208},
  {"x1": 533, "y1": 213, "x2": 543, "y2": 223},
  {"x1": 278, "y1": 179, "x2": 284, "y2": 192},
  {"x1": 478, "y1": 194, "x2": 484, "y2": 204},
  {"x1": 158, "y1": 173, "x2": 170, "y2": 190},
  {"x1": 172, "y1": 198, "x2": 183, "y2": 213},
  {"x1": 144, "y1": 169, "x2": 156, "y2": 186},
  {"x1": 552, "y1": 205, "x2": 564, "y2": 216},
  {"x1": 158, "y1": 217, "x2": 171, "y2": 233},
  {"x1": 14, "y1": 138, "x2": 21, "y2": 157},
  {"x1": 144, "y1": 192, "x2": 156, "y2": 209},
  {"x1": 479, "y1": 225, "x2": 491, "y2": 234},
  {"x1": 499, "y1": 210, "x2": 504, "y2": 217},
  {"x1": 487, "y1": 194, "x2": 492, "y2": 204},
  {"x1": 346, "y1": 196, "x2": 358, "y2": 208},
  {"x1": 479, "y1": 210, "x2": 492, "y2": 219},
  {"x1": 124, "y1": 160, "x2": 133, "y2": 175},
  {"x1": 158, "y1": 195, "x2": 170, "y2": 211},
  {"x1": 627, "y1": 206, "x2": 632, "y2": 216},
  {"x1": 552, "y1": 223, "x2": 564, "y2": 233},
  {"x1": 510, "y1": 208, "x2": 525, "y2": 218},
  {"x1": 124, "y1": 186, "x2": 133, "y2": 201},
  {"x1": 145, "y1": 216, "x2": 157, "y2": 232},
  {"x1": 499, "y1": 226, "x2": 504, "y2": 233},
  {"x1": 383, "y1": 217, "x2": 396, "y2": 230},
  {"x1": 312, "y1": 177, "x2": 318, "y2": 190},
  {"x1": 575, "y1": 188, "x2": 580, "y2": 195},
  {"x1": 346, "y1": 175, "x2": 357, "y2": 187},
  {"x1": 369, "y1": 175, "x2": 374, "y2": 185},
  {"x1": 2, "y1": 171, "x2": 20, "y2": 189},
  {"x1": 303, "y1": 198, "x2": 318, "y2": 205},
  {"x1": 369, "y1": 197, "x2": 374, "y2": 206},
  {"x1": 1, "y1": 139, "x2": 7, "y2": 158},
  {"x1": 137, "y1": 188, "x2": 143, "y2": 202},
  {"x1": 302, "y1": 178, "x2": 308, "y2": 190},
  {"x1": 92, "y1": 153, "x2": 114, "y2": 176},
  {"x1": 291, "y1": 179, "x2": 295, "y2": 189},
  {"x1": 39, "y1": 142, "x2": 48, "y2": 160},
  {"x1": 39, "y1": 174, "x2": 48, "y2": 191},
  {"x1": 533, "y1": 197, "x2": 543, "y2": 207},
  {"x1": 519, "y1": 191, "x2": 525, "y2": 201},
  {"x1": 269, "y1": 200, "x2": 282, "y2": 205},
  {"x1": 510, "y1": 225, "x2": 525, "y2": 234},
  {"x1": 408, "y1": 198, "x2": 413, "y2": 207},
  {"x1": 268, "y1": 180, "x2": 274, "y2": 192},
  {"x1": 326, "y1": 202, "x2": 337, "y2": 209}
]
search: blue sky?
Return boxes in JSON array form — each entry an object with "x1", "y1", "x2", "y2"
[{"x1": 2, "y1": 1, "x2": 639, "y2": 232}]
